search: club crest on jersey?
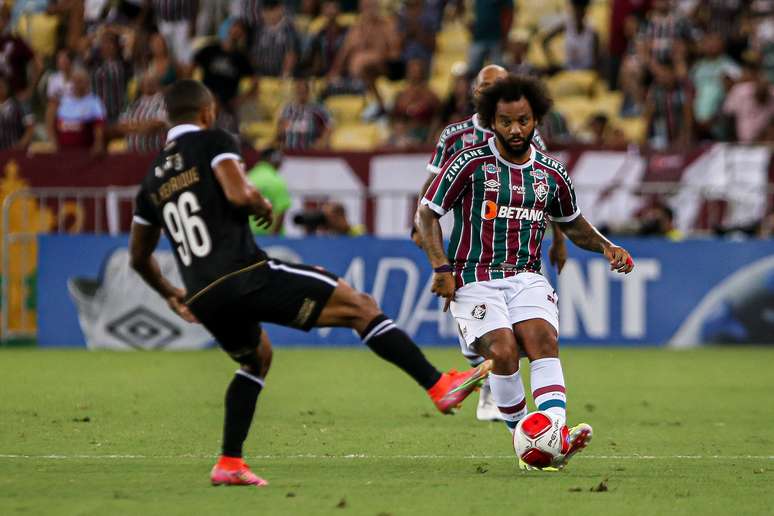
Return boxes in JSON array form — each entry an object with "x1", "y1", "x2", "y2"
[
  {"x1": 533, "y1": 180, "x2": 549, "y2": 202},
  {"x1": 471, "y1": 304, "x2": 487, "y2": 320},
  {"x1": 462, "y1": 133, "x2": 478, "y2": 145},
  {"x1": 484, "y1": 163, "x2": 499, "y2": 175}
]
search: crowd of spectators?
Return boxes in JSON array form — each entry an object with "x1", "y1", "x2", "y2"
[{"x1": 0, "y1": 0, "x2": 771, "y2": 155}]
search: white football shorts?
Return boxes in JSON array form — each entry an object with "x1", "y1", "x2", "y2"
[{"x1": 450, "y1": 272, "x2": 559, "y2": 351}]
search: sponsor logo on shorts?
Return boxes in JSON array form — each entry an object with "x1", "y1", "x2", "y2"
[
  {"x1": 547, "y1": 291, "x2": 558, "y2": 305},
  {"x1": 291, "y1": 298, "x2": 318, "y2": 328},
  {"x1": 481, "y1": 201, "x2": 545, "y2": 222},
  {"x1": 471, "y1": 304, "x2": 487, "y2": 320}
]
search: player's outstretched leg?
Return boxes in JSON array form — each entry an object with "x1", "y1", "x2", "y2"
[
  {"x1": 460, "y1": 336, "x2": 501, "y2": 421},
  {"x1": 316, "y1": 280, "x2": 492, "y2": 414},
  {"x1": 210, "y1": 332, "x2": 273, "y2": 487}
]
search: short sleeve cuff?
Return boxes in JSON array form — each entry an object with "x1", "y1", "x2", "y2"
[
  {"x1": 211, "y1": 152, "x2": 242, "y2": 169},
  {"x1": 548, "y1": 209, "x2": 581, "y2": 223},
  {"x1": 133, "y1": 215, "x2": 153, "y2": 226},
  {"x1": 426, "y1": 163, "x2": 441, "y2": 174},
  {"x1": 420, "y1": 197, "x2": 447, "y2": 216}
]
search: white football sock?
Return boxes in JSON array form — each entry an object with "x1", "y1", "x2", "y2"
[
  {"x1": 489, "y1": 370, "x2": 528, "y2": 433},
  {"x1": 530, "y1": 357, "x2": 567, "y2": 427}
]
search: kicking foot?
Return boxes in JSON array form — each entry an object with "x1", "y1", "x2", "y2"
[
  {"x1": 555, "y1": 423, "x2": 593, "y2": 470},
  {"x1": 428, "y1": 360, "x2": 493, "y2": 414}
]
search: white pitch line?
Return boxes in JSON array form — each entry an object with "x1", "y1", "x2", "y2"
[{"x1": 1, "y1": 454, "x2": 773, "y2": 461}]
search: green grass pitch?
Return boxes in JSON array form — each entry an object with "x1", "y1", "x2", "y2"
[{"x1": 1, "y1": 347, "x2": 772, "y2": 515}]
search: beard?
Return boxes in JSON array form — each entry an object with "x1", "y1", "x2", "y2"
[{"x1": 495, "y1": 127, "x2": 535, "y2": 157}]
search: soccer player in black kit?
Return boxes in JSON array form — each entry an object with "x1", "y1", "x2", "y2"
[{"x1": 129, "y1": 80, "x2": 492, "y2": 486}]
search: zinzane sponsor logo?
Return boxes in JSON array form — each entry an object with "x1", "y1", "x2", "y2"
[
  {"x1": 481, "y1": 201, "x2": 545, "y2": 221},
  {"x1": 445, "y1": 148, "x2": 487, "y2": 181}
]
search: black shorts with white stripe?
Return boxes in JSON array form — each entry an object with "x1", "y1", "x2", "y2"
[{"x1": 188, "y1": 259, "x2": 338, "y2": 353}]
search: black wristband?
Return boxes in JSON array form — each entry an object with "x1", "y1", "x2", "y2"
[{"x1": 433, "y1": 264, "x2": 454, "y2": 273}]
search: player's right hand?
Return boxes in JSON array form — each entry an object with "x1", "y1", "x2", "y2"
[
  {"x1": 604, "y1": 245, "x2": 635, "y2": 274},
  {"x1": 431, "y1": 272, "x2": 456, "y2": 312},
  {"x1": 167, "y1": 288, "x2": 199, "y2": 324},
  {"x1": 253, "y1": 197, "x2": 273, "y2": 229}
]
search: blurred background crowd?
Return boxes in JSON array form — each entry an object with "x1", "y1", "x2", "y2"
[{"x1": 1, "y1": 0, "x2": 772, "y2": 155}]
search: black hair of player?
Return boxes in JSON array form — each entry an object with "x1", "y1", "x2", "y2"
[
  {"x1": 164, "y1": 80, "x2": 214, "y2": 124},
  {"x1": 476, "y1": 74, "x2": 553, "y2": 128}
]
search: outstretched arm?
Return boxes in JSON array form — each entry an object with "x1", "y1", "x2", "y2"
[
  {"x1": 558, "y1": 214, "x2": 634, "y2": 273},
  {"x1": 129, "y1": 221, "x2": 198, "y2": 322},
  {"x1": 213, "y1": 158, "x2": 274, "y2": 228}
]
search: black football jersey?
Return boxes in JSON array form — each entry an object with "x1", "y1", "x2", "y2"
[{"x1": 133, "y1": 126, "x2": 267, "y2": 296}]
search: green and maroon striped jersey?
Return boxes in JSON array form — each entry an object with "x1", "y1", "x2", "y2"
[
  {"x1": 421, "y1": 138, "x2": 579, "y2": 286},
  {"x1": 427, "y1": 114, "x2": 548, "y2": 174}
]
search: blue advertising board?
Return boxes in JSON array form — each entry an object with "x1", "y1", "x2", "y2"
[{"x1": 37, "y1": 235, "x2": 774, "y2": 347}]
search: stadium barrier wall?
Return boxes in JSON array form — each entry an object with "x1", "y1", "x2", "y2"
[{"x1": 37, "y1": 235, "x2": 774, "y2": 348}]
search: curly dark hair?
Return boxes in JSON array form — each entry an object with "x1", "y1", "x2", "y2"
[{"x1": 476, "y1": 74, "x2": 553, "y2": 128}]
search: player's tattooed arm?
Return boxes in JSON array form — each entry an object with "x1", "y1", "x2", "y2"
[
  {"x1": 129, "y1": 222, "x2": 198, "y2": 323},
  {"x1": 415, "y1": 204, "x2": 456, "y2": 311},
  {"x1": 548, "y1": 221, "x2": 567, "y2": 273},
  {"x1": 558, "y1": 214, "x2": 635, "y2": 274}
]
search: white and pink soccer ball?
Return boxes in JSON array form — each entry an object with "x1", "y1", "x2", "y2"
[{"x1": 513, "y1": 411, "x2": 570, "y2": 468}]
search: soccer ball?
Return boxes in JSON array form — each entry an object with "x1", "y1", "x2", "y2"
[{"x1": 513, "y1": 411, "x2": 570, "y2": 468}]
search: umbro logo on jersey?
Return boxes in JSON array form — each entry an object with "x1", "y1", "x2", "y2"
[
  {"x1": 483, "y1": 179, "x2": 500, "y2": 192},
  {"x1": 481, "y1": 200, "x2": 545, "y2": 222}
]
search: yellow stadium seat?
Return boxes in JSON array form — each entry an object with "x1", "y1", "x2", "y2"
[
  {"x1": 553, "y1": 96, "x2": 600, "y2": 132},
  {"x1": 429, "y1": 76, "x2": 451, "y2": 100},
  {"x1": 437, "y1": 20, "x2": 470, "y2": 55},
  {"x1": 617, "y1": 116, "x2": 647, "y2": 144},
  {"x1": 108, "y1": 138, "x2": 128, "y2": 154},
  {"x1": 241, "y1": 121, "x2": 276, "y2": 140},
  {"x1": 324, "y1": 95, "x2": 365, "y2": 124},
  {"x1": 376, "y1": 78, "x2": 405, "y2": 106},
  {"x1": 15, "y1": 13, "x2": 58, "y2": 57},
  {"x1": 547, "y1": 70, "x2": 599, "y2": 98},
  {"x1": 330, "y1": 123, "x2": 383, "y2": 151}
]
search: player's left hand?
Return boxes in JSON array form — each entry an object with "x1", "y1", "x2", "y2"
[
  {"x1": 604, "y1": 245, "x2": 635, "y2": 274},
  {"x1": 167, "y1": 288, "x2": 199, "y2": 323},
  {"x1": 548, "y1": 238, "x2": 567, "y2": 274}
]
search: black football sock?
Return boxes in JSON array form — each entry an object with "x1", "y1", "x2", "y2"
[
  {"x1": 222, "y1": 370, "x2": 263, "y2": 458},
  {"x1": 359, "y1": 314, "x2": 442, "y2": 390}
]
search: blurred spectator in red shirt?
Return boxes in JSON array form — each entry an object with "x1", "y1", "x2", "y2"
[
  {"x1": 392, "y1": 58, "x2": 440, "y2": 144},
  {"x1": 722, "y1": 61, "x2": 774, "y2": 143},
  {"x1": 50, "y1": 67, "x2": 106, "y2": 153},
  {"x1": 144, "y1": 32, "x2": 179, "y2": 87},
  {"x1": 0, "y1": 77, "x2": 34, "y2": 151}
]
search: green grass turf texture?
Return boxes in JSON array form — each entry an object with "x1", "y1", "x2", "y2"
[{"x1": 0, "y1": 347, "x2": 772, "y2": 516}]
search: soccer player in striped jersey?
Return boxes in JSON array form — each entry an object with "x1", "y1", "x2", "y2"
[
  {"x1": 414, "y1": 74, "x2": 635, "y2": 470},
  {"x1": 415, "y1": 65, "x2": 567, "y2": 422}
]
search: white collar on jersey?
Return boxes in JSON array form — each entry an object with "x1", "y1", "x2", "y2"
[
  {"x1": 471, "y1": 113, "x2": 491, "y2": 133},
  {"x1": 487, "y1": 137, "x2": 536, "y2": 169},
  {"x1": 167, "y1": 124, "x2": 202, "y2": 141}
]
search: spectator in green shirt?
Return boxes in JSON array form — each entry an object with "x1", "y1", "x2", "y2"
[{"x1": 247, "y1": 148, "x2": 292, "y2": 235}]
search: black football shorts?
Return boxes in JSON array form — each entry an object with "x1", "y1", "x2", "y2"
[{"x1": 187, "y1": 259, "x2": 339, "y2": 354}]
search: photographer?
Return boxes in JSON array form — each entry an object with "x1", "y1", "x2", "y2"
[{"x1": 293, "y1": 201, "x2": 365, "y2": 236}]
